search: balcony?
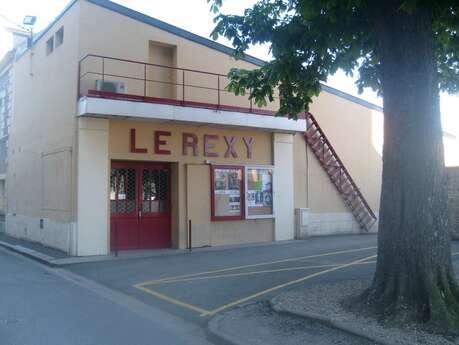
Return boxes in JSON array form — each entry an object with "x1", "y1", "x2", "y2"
[{"x1": 77, "y1": 54, "x2": 306, "y2": 132}]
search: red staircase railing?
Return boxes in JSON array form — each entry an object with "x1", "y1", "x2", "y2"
[{"x1": 304, "y1": 112, "x2": 377, "y2": 231}]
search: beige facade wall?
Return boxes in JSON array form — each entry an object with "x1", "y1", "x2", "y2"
[
  {"x1": 6, "y1": 0, "x2": 384, "y2": 253},
  {"x1": 293, "y1": 91, "x2": 383, "y2": 236},
  {"x1": 6, "y1": 2, "x2": 81, "y2": 252},
  {"x1": 109, "y1": 119, "x2": 274, "y2": 248},
  {"x1": 308, "y1": 92, "x2": 382, "y2": 213},
  {"x1": 77, "y1": 0, "x2": 278, "y2": 113},
  {"x1": 77, "y1": 0, "x2": 382, "y2": 241}
]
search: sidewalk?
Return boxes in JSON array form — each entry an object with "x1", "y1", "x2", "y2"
[
  {"x1": 207, "y1": 301, "x2": 377, "y2": 345},
  {"x1": 0, "y1": 232, "x2": 68, "y2": 265},
  {"x1": 208, "y1": 278, "x2": 459, "y2": 345},
  {"x1": 0, "y1": 231, "x2": 307, "y2": 266}
]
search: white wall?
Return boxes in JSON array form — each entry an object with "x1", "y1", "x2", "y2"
[
  {"x1": 76, "y1": 117, "x2": 109, "y2": 256},
  {"x1": 273, "y1": 133, "x2": 295, "y2": 240}
]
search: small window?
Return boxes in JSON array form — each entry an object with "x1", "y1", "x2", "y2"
[
  {"x1": 55, "y1": 27, "x2": 64, "y2": 47},
  {"x1": 46, "y1": 37, "x2": 54, "y2": 55}
]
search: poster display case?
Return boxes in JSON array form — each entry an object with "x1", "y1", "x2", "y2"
[
  {"x1": 245, "y1": 167, "x2": 274, "y2": 218},
  {"x1": 211, "y1": 166, "x2": 244, "y2": 220},
  {"x1": 211, "y1": 165, "x2": 274, "y2": 221}
]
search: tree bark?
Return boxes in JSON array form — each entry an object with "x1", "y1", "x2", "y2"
[{"x1": 360, "y1": 1, "x2": 459, "y2": 334}]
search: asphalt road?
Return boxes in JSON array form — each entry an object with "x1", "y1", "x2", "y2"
[
  {"x1": 0, "y1": 247, "x2": 212, "y2": 345},
  {"x1": 4, "y1": 234, "x2": 459, "y2": 345},
  {"x1": 67, "y1": 234, "x2": 459, "y2": 326},
  {"x1": 68, "y1": 234, "x2": 382, "y2": 324}
]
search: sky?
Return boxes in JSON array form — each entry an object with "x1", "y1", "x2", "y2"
[{"x1": 0, "y1": 0, "x2": 457, "y2": 164}]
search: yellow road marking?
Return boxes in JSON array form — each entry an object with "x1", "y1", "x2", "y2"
[
  {"x1": 148, "y1": 261, "x2": 377, "y2": 285},
  {"x1": 135, "y1": 246, "x2": 377, "y2": 287},
  {"x1": 132, "y1": 249, "x2": 459, "y2": 316},
  {"x1": 134, "y1": 284, "x2": 211, "y2": 315},
  {"x1": 201, "y1": 254, "x2": 376, "y2": 316}
]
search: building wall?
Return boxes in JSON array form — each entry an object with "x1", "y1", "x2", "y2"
[
  {"x1": 0, "y1": 62, "x2": 13, "y2": 177},
  {"x1": 6, "y1": 2, "x2": 81, "y2": 253},
  {"x1": 293, "y1": 91, "x2": 383, "y2": 236},
  {"x1": 447, "y1": 167, "x2": 459, "y2": 238},
  {"x1": 77, "y1": 0, "x2": 279, "y2": 112},
  {"x1": 6, "y1": 0, "x2": 385, "y2": 253},
  {"x1": 0, "y1": 56, "x2": 14, "y2": 216},
  {"x1": 76, "y1": 0, "x2": 383, "y2": 239}
]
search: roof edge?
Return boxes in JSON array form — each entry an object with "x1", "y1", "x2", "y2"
[
  {"x1": 320, "y1": 84, "x2": 383, "y2": 112},
  {"x1": 15, "y1": 0, "x2": 79, "y2": 62},
  {"x1": 33, "y1": 0, "x2": 79, "y2": 47}
]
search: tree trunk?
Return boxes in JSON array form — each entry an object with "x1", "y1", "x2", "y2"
[{"x1": 360, "y1": 1, "x2": 459, "y2": 335}]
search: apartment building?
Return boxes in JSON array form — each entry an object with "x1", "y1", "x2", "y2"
[
  {"x1": 0, "y1": 49, "x2": 15, "y2": 215},
  {"x1": 5, "y1": 0, "x2": 382, "y2": 256}
]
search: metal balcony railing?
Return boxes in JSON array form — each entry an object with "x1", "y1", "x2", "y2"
[{"x1": 78, "y1": 54, "x2": 280, "y2": 116}]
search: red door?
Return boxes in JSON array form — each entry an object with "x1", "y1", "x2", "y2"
[{"x1": 110, "y1": 161, "x2": 171, "y2": 251}]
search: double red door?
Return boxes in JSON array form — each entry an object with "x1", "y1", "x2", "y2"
[{"x1": 110, "y1": 161, "x2": 171, "y2": 251}]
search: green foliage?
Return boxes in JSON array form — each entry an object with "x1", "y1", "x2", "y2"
[{"x1": 208, "y1": 0, "x2": 459, "y2": 117}]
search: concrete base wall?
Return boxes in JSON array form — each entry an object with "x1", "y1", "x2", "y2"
[
  {"x1": 5, "y1": 213, "x2": 76, "y2": 254},
  {"x1": 296, "y1": 209, "x2": 378, "y2": 238}
]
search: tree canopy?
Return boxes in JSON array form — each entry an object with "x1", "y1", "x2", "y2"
[{"x1": 209, "y1": 0, "x2": 459, "y2": 117}]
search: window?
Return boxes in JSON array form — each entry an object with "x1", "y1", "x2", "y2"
[
  {"x1": 46, "y1": 37, "x2": 54, "y2": 55},
  {"x1": 55, "y1": 27, "x2": 64, "y2": 47},
  {"x1": 110, "y1": 168, "x2": 136, "y2": 214},
  {"x1": 211, "y1": 166, "x2": 244, "y2": 220},
  {"x1": 245, "y1": 167, "x2": 274, "y2": 218}
]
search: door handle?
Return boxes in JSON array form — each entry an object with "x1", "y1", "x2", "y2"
[{"x1": 138, "y1": 210, "x2": 142, "y2": 218}]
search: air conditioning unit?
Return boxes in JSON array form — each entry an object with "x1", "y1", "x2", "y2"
[{"x1": 95, "y1": 80, "x2": 126, "y2": 93}]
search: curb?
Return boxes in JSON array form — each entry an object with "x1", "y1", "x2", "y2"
[
  {"x1": 270, "y1": 297, "x2": 395, "y2": 345},
  {"x1": 0, "y1": 240, "x2": 57, "y2": 266},
  {"x1": 207, "y1": 314, "x2": 247, "y2": 345}
]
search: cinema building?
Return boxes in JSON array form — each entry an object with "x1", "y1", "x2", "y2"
[{"x1": 5, "y1": 0, "x2": 383, "y2": 256}]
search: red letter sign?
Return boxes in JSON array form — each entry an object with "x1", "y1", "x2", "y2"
[
  {"x1": 204, "y1": 134, "x2": 219, "y2": 157},
  {"x1": 154, "y1": 131, "x2": 171, "y2": 155},
  {"x1": 182, "y1": 133, "x2": 199, "y2": 156},
  {"x1": 130, "y1": 128, "x2": 148, "y2": 153},
  {"x1": 224, "y1": 136, "x2": 238, "y2": 158},
  {"x1": 243, "y1": 137, "x2": 255, "y2": 159}
]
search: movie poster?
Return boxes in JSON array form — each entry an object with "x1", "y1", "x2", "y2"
[
  {"x1": 246, "y1": 168, "x2": 273, "y2": 217},
  {"x1": 214, "y1": 168, "x2": 242, "y2": 217}
]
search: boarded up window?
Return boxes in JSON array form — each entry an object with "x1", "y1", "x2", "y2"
[{"x1": 42, "y1": 149, "x2": 72, "y2": 212}]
